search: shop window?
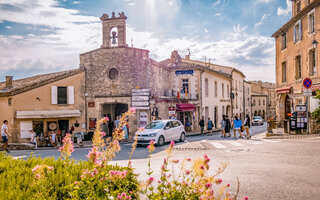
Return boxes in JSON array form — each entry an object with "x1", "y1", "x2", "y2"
[
  {"x1": 295, "y1": 55, "x2": 302, "y2": 79},
  {"x1": 281, "y1": 33, "x2": 287, "y2": 50},
  {"x1": 205, "y1": 78, "x2": 208, "y2": 97},
  {"x1": 182, "y1": 79, "x2": 189, "y2": 94},
  {"x1": 308, "y1": 10, "x2": 315, "y2": 34},
  {"x1": 282, "y1": 61, "x2": 287, "y2": 82},
  {"x1": 309, "y1": 49, "x2": 317, "y2": 75},
  {"x1": 57, "y1": 87, "x2": 67, "y2": 105}
]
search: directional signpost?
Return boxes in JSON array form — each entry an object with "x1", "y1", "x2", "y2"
[
  {"x1": 303, "y1": 78, "x2": 312, "y2": 134},
  {"x1": 131, "y1": 89, "x2": 150, "y2": 110}
]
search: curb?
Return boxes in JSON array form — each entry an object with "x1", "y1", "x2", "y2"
[
  {"x1": 264, "y1": 133, "x2": 320, "y2": 140},
  {"x1": 186, "y1": 129, "x2": 221, "y2": 137}
]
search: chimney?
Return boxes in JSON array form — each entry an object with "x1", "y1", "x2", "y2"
[
  {"x1": 185, "y1": 54, "x2": 190, "y2": 60},
  {"x1": 6, "y1": 76, "x2": 13, "y2": 88}
]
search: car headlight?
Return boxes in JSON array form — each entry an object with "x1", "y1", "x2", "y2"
[{"x1": 149, "y1": 133, "x2": 157, "y2": 137}]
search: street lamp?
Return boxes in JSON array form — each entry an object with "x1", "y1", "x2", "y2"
[{"x1": 312, "y1": 39, "x2": 318, "y2": 49}]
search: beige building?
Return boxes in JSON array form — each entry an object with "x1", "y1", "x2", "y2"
[
  {"x1": 0, "y1": 69, "x2": 86, "y2": 143},
  {"x1": 244, "y1": 81, "x2": 252, "y2": 119},
  {"x1": 272, "y1": 0, "x2": 320, "y2": 132}
]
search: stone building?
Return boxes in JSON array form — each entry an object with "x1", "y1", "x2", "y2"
[
  {"x1": 250, "y1": 81, "x2": 276, "y2": 120},
  {"x1": 0, "y1": 69, "x2": 85, "y2": 144},
  {"x1": 244, "y1": 81, "x2": 252, "y2": 119},
  {"x1": 272, "y1": 0, "x2": 320, "y2": 133}
]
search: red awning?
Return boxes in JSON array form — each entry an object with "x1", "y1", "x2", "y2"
[
  {"x1": 276, "y1": 86, "x2": 291, "y2": 94},
  {"x1": 176, "y1": 103, "x2": 196, "y2": 112}
]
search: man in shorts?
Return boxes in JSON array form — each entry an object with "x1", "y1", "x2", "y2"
[{"x1": 1, "y1": 120, "x2": 11, "y2": 153}]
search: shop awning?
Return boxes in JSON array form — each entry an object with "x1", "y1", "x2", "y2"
[
  {"x1": 16, "y1": 110, "x2": 81, "y2": 119},
  {"x1": 176, "y1": 103, "x2": 196, "y2": 112},
  {"x1": 276, "y1": 86, "x2": 291, "y2": 94}
]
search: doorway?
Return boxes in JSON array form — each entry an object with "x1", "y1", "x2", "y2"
[
  {"x1": 285, "y1": 95, "x2": 291, "y2": 119},
  {"x1": 102, "y1": 103, "x2": 128, "y2": 121},
  {"x1": 214, "y1": 107, "x2": 218, "y2": 128},
  {"x1": 58, "y1": 120, "x2": 69, "y2": 137}
]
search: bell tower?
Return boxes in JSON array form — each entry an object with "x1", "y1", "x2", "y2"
[{"x1": 100, "y1": 12, "x2": 128, "y2": 48}]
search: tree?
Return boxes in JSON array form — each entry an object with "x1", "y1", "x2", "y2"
[{"x1": 311, "y1": 90, "x2": 320, "y2": 123}]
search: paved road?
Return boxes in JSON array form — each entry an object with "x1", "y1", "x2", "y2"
[{"x1": 5, "y1": 123, "x2": 320, "y2": 199}]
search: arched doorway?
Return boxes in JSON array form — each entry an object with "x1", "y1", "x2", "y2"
[{"x1": 285, "y1": 95, "x2": 291, "y2": 119}]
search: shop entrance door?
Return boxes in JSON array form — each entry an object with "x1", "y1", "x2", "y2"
[
  {"x1": 102, "y1": 103, "x2": 128, "y2": 121},
  {"x1": 58, "y1": 120, "x2": 69, "y2": 136}
]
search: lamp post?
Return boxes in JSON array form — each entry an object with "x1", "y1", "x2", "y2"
[{"x1": 312, "y1": 39, "x2": 318, "y2": 49}]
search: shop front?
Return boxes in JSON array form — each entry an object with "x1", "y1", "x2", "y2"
[
  {"x1": 176, "y1": 103, "x2": 196, "y2": 132},
  {"x1": 16, "y1": 110, "x2": 83, "y2": 146}
]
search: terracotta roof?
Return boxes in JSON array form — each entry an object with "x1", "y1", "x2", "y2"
[
  {"x1": 0, "y1": 68, "x2": 83, "y2": 97},
  {"x1": 272, "y1": 0, "x2": 320, "y2": 38}
]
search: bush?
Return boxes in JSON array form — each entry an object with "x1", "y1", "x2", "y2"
[{"x1": 0, "y1": 154, "x2": 138, "y2": 200}]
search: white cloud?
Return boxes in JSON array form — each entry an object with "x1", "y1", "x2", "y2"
[
  {"x1": 257, "y1": 0, "x2": 274, "y2": 3},
  {"x1": 128, "y1": 2, "x2": 135, "y2": 6},
  {"x1": 255, "y1": 13, "x2": 269, "y2": 27},
  {"x1": 277, "y1": 0, "x2": 292, "y2": 16},
  {"x1": 215, "y1": 13, "x2": 221, "y2": 16},
  {"x1": 204, "y1": 28, "x2": 208, "y2": 33},
  {"x1": 73, "y1": 1, "x2": 81, "y2": 4},
  {"x1": 5, "y1": 25, "x2": 12, "y2": 29}
]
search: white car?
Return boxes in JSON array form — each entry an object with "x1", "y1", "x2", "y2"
[
  {"x1": 252, "y1": 116, "x2": 264, "y2": 126},
  {"x1": 135, "y1": 120, "x2": 186, "y2": 146}
]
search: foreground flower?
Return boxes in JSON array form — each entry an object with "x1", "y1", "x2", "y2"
[
  {"x1": 147, "y1": 177, "x2": 154, "y2": 185},
  {"x1": 87, "y1": 146, "x2": 102, "y2": 165},
  {"x1": 147, "y1": 140, "x2": 156, "y2": 153},
  {"x1": 129, "y1": 107, "x2": 136, "y2": 113},
  {"x1": 59, "y1": 134, "x2": 74, "y2": 159}
]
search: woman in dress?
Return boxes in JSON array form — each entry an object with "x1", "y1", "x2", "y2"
[
  {"x1": 220, "y1": 115, "x2": 226, "y2": 138},
  {"x1": 225, "y1": 115, "x2": 231, "y2": 137},
  {"x1": 243, "y1": 114, "x2": 251, "y2": 139}
]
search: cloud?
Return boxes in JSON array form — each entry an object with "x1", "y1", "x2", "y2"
[
  {"x1": 128, "y1": 2, "x2": 135, "y2": 6},
  {"x1": 204, "y1": 28, "x2": 208, "y2": 33},
  {"x1": 215, "y1": 13, "x2": 221, "y2": 16},
  {"x1": 72, "y1": 1, "x2": 81, "y2": 4},
  {"x1": 255, "y1": 13, "x2": 269, "y2": 27},
  {"x1": 5, "y1": 25, "x2": 12, "y2": 29},
  {"x1": 257, "y1": 0, "x2": 274, "y2": 3},
  {"x1": 277, "y1": 0, "x2": 292, "y2": 16}
]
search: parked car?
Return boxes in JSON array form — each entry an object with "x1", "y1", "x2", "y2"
[
  {"x1": 135, "y1": 120, "x2": 186, "y2": 146},
  {"x1": 252, "y1": 116, "x2": 264, "y2": 126}
]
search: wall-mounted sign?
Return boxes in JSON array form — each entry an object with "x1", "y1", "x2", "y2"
[
  {"x1": 88, "y1": 102, "x2": 95, "y2": 107},
  {"x1": 175, "y1": 70, "x2": 194, "y2": 76},
  {"x1": 89, "y1": 118, "x2": 96, "y2": 130},
  {"x1": 132, "y1": 88, "x2": 150, "y2": 110}
]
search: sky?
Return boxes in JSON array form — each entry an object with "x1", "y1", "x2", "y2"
[{"x1": 0, "y1": 0, "x2": 293, "y2": 82}]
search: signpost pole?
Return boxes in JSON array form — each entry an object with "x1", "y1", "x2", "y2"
[{"x1": 306, "y1": 96, "x2": 309, "y2": 134}]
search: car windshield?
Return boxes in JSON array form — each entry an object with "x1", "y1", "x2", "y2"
[
  {"x1": 254, "y1": 117, "x2": 261, "y2": 120},
  {"x1": 145, "y1": 121, "x2": 165, "y2": 129}
]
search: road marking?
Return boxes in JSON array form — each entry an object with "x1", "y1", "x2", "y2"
[
  {"x1": 225, "y1": 141, "x2": 244, "y2": 146},
  {"x1": 262, "y1": 139, "x2": 281, "y2": 143},
  {"x1": 12, "y1": 156, "x2": 26, "y2": 159},
  {"x1": 209, "y1": 141, "x2": 226, "y2": 149}
]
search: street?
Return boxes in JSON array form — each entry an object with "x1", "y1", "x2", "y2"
[{"x1": 6, "y1": 124, "x2": 320, "y2": 200}]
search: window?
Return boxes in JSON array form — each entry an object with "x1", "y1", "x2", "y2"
[
  {"x1": 294, "y1": 21, "x2": 302, "y2": 43},
  {"x1": 282, "y1": 61, "x2": 287, "y2": 82},
  {"x1": 309, "y1": 11, "x2": 315, "y2": 34},
  {"x1": 109, "y1": 68, "x2": 119, "y2": 80},
  {"x1": 259, "y1": 99, "x2": 261, "y2": 106},
  {"x1": 227, "y1": 85, "x2": 229, "y2": 97},
  {"x1": 222, "y1": 106, "x2": 225, "y2": 115},
  {"x1": 253, "y1": 100, "x2": 256, "y2": 106},
  {"x1": 309, "y1": 49, "x2": 317, "y2": 75},
  {"x1": 58, "y1": 87, "x2": 67, "y2": 104},
  {"x1": 182, "y1": 79, "x2": 189, "y2": 94},
  {"x1": 295, "y1": 55, "x2": 302, "y2": 79},
  {"x1": 214, "y1": 81, "x2": 218, "y2": 97},
  {"x1": 222, "y1": 83, "x2": 225, "y2": 98},
  {"x1": 297, "y1": 1, "x2": 301, "y2": 13},
  {"x1": 263, "y1": 99, "x2": 265, "y2": 106},
  {"x1": 8, "y1": 98, "x2": 12, "y2": 106},
  {"x1": 205, "y1": 78, "x2": 209, "y2": 96},
  {"x1": 281, "y1": 33, "x2": 287, "y2": 50}
]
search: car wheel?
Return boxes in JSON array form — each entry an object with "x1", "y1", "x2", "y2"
[
  {"x1": 157, "y1": 135, "x2": 165, "y2": 146},
  {"x1": 179, "y1": 132, "x2": 185, "y2": 142}
]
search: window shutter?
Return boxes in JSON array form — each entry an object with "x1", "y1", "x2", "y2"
[
  {"x1": 67, "y1": 86, "x2": 74, "y2": 104},
  {"x1": 299, "y1": 21, "x2": 302, "y2": 40},
  {"x1": 293, "y1": 26, "x2": 296, "y2": 42},
  {"x1": 51, "y1": 86, "x2": 57, "y2": 104}
]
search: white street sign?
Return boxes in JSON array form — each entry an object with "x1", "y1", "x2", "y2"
[
  {"x1": 303, "y1": 89, "x2": 312, "y2": 96},
  {"x1": 133, "y1": 107, "x2": 150, "y2": 110},
  {"x1": 132, "y1": 96, "x2": 149, "y2": 101},
  {"x1": 132, "y1": 92, "x2": 150, "y2": 96},
  {"x1": 132, "y1": 89, "x2": 150, "y2": 93},
  {"x1": 132, "y1": 101, "x2": 149, "y2": 106}
]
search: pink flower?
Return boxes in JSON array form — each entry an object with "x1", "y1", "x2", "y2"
[
  {"x1": 35, "y1": 174, "x2": 41, "y2": 179},
  {"x1": 74, "y1": 181, "x2": 78, "y2": 185},
  {"x1": 171, "y1": 159, "x2": 179, "y2": 164},
  {"x1": 205, "y1": 183, "x2": 212, "y2": 188},
  {"x1": 169, "y1": 141, "x2": 175, "y2": 147},
  {"x1": 147, "y1": 177, "x2": 154, "y2": 185},
  {"x1": 243, "y1": 197, "x2": 249, "y2": 200},
  {"x1": 104, "y1": 117, "x2": 109, "y2": 121},
  {"x1": 185, "y1": 170, "x2": 191, "y2": 175},
  {"x1": 101, "y1": 132, "x2": 106, "y2": 137},
  {"x1": 227, "y1": 184, "x2": 230, "y2": 187},
  {"x1": 129, "y1": 107, "x2": 136, "y2": 113},
  {"x1": 200, "y1": 165, "x2": 205, "y2": 170},
  {"x1": 186, "y1": 158, "x2": 191, "y2": 162},
  {"x1": 138, "y1": 127, "x2": 145, "y2": 132},
  {"x1": 216, "y1": 178, "x2": 223, "y2": 184}
]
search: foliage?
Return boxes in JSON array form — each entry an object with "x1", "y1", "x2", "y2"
[{"x1": 311, "y1": 90, "x2": 320, "y2": 123}]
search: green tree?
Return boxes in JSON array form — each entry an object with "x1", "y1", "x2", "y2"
[{"x1": 311, "y1": 90, "x2": 320, "y2": 122}]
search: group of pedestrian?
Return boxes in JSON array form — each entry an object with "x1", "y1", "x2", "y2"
[
  {"x1": 198, "y1": 114, "x2": 251, "y2": 139},
  {"x1": 102, "y1": 114, "x2": 128, "y2": 142}
]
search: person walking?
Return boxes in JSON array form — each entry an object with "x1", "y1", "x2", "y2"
[
  {"x1": 233, "y1": 116, "x2": 243, "y2": 139},
  {"x1": 220, "y1": 115, "x2": 227, "y2": 138},
  {"x1": 114, "y1": 116, "x2": 121, "y2": 129},
  {"x1": 1, "y1": 120, "x2": 11, "y2": 153},
  {"x1": 225, "y1": 115, "x2": 231, "y2": 137},
  {"x1": 207, "y1": 117, "x2": 214, "y2": 136},
  {"x1": 199, "y1": 116, "x2": 205, "y2": 135},
  {"x1": 243, "y1": 114, "x2": 251, "y2": 139},
  {"x1": 108, "y1": 114, "x2": 114, "y2": 137}
]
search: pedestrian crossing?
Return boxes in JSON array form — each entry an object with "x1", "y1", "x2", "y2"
[{"x1": 203, "y1": 139, "x2": 280, "y2": 150}]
